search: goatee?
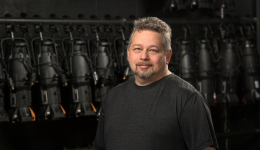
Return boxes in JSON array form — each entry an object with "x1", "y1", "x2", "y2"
[{"x1": 134, "y1": 62, "x2": 154, "y2": 79}]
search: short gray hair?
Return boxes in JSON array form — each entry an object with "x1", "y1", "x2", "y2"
[{"x1": 128, "y1": 17, "x2": 172, "y2": 54}]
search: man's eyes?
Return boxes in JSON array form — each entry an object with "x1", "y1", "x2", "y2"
[
  {"x1": 149, "y1": 49, "x2": 158, "y2": 53},
  {"x1": 132, "y1": 48, "x2": 159, "y2": 53},
  {"x1": 134, "y1": 48, "x2": 141, "y2": 50},
  {"x1": 133, "y1": 48, "x2": 158, "y2": 51}
]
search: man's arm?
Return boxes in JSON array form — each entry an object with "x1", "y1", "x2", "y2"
[
  {"x1": 179, "y1": 92, "x2": 218, "y2": 150},
  {"x1": 203, "y1": 147, "x2": 216, "y2": 150}
]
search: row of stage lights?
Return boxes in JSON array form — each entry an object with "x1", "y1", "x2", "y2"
[
  {"x1": 0, "y1": 17, "x2": 258, "y2": 123},
  {"x1": 170, "y1": 23, "x2": 260, "y2": 106},
  {"x1": 0, "y1": 19, "x2": 133, "y2": 123}
]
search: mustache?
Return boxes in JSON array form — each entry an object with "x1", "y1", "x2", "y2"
[{"x1": 136, "y1": 62, "x2": 153, "y2": 66}]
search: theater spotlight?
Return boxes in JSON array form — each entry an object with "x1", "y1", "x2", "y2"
[
  {"x1": 88, "y1": 24, "x2": 116, "y2": 117},
  {"x1": 62, "y1": 23, "x2": 96, "y2": 117},
  {"x1": 114, "y1": 24, "x2": 134, "y2": 81},
  {"x1": 240, "y1": 24, "x2": 260, "y2": 103},
  {"x1": 1, "y1": 23, "x2": 36, "y2": 122},
  {"x1": 196, "y1": 25, "x2": 216, "y2": 106},
  {"x1": 31, "y1": 23, "x2": 66, "y2": 120},
  {"x1": 175, "y1": 24, "x2": 197, "y2": 87},
  {"x1": 215, "y1": 24, "x2": 240, "y2": 105}
]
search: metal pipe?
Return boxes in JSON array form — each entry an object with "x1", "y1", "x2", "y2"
[
  {"x1": 0, "y1": 18, "x2": 256, "y2": 25},
  {"x1": 0, "y1": 18, "x2": 132, "y2": 24},
  {"x1": 164, "y1": 18, "x2": 256, "y2": 24}
]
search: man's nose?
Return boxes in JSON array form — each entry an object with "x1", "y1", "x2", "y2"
[{"x1": 140, "y1": 50, "x2": 149, "y2": 60}]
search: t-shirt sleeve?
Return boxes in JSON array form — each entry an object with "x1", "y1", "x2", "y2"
[
  {"x1": 92, "y1": 96, "x2": 107, "y2": 150},
  {"x1": 179, "y1": 92, "x2": 219, "y2": 150}
]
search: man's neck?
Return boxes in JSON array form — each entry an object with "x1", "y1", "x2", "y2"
[{"x1": 135, "y1": 70, "x2": 171, "y2": 86}]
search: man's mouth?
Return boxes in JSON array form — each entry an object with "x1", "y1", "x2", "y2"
[
  {"x1": 138, "y1": 64, "x2": 151, "y2": 69},
  {"x1": 136, "y1": 62, "x2": 153, "y2": 69}
]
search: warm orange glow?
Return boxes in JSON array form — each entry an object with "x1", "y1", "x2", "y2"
[
  {"x1": 60, "y1": 104, "x2": 66, "y2": 115},
  {"x1": 29, "y1": 107, "x2": 36, "y2": 121},
  {"x1": 91, "y1": 102, "x2": 97, "y2": 113}
]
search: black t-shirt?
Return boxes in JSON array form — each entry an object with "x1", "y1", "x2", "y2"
[{"x1": 93, "y1": 74, "x2": 218, "y2": 150}]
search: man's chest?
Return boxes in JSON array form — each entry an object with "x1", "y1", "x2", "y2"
[{"x1": 104, "y1": 94, "x2": 181, "y2": 141}]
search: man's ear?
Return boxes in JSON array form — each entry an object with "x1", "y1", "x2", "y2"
[
  {"x1": 127, "y1": 48, "x2": 129, "y2": 62},
  {"x1": 166, "y1": 49, "x2": 172, "y2": 64}
]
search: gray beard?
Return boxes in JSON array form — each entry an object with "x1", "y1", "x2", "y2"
[{"x1": 134, "y1": 67, "x2": 154, "y2": 79}]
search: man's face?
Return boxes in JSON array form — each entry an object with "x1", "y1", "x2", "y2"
[{"x1": 127, "y1": 30, "x2": 171, "y2": 80}]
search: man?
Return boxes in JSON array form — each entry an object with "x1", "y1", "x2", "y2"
[{"x1": 93, "y1": 17, "x2": 218, "y2": 150}]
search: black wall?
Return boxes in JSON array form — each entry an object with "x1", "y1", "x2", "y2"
[{"x1": 0, "y1": 0, "x2": 259, "y2": 150}]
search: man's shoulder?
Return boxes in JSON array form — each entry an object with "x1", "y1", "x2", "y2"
[
  {"x1": 165, "y1": 74, "x2": 206, "y2": 102},
  {"x1": 166, "y1": 74, "x2": 197, "y2": 94},
  {"x1": 166, "y1": 74, "x2": 207, "y2": 107}
]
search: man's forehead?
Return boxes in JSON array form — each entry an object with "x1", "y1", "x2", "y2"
[
  {"x1": 130, "y1": 31, "x2": 163, "y2": 46},
  {"x1": 132, "y1": 44, "x2": 160, "y2": 49}
]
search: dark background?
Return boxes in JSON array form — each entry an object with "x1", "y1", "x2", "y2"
[{"x1": 0, "y1": 0, "x2": 258, "y2": 150}]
